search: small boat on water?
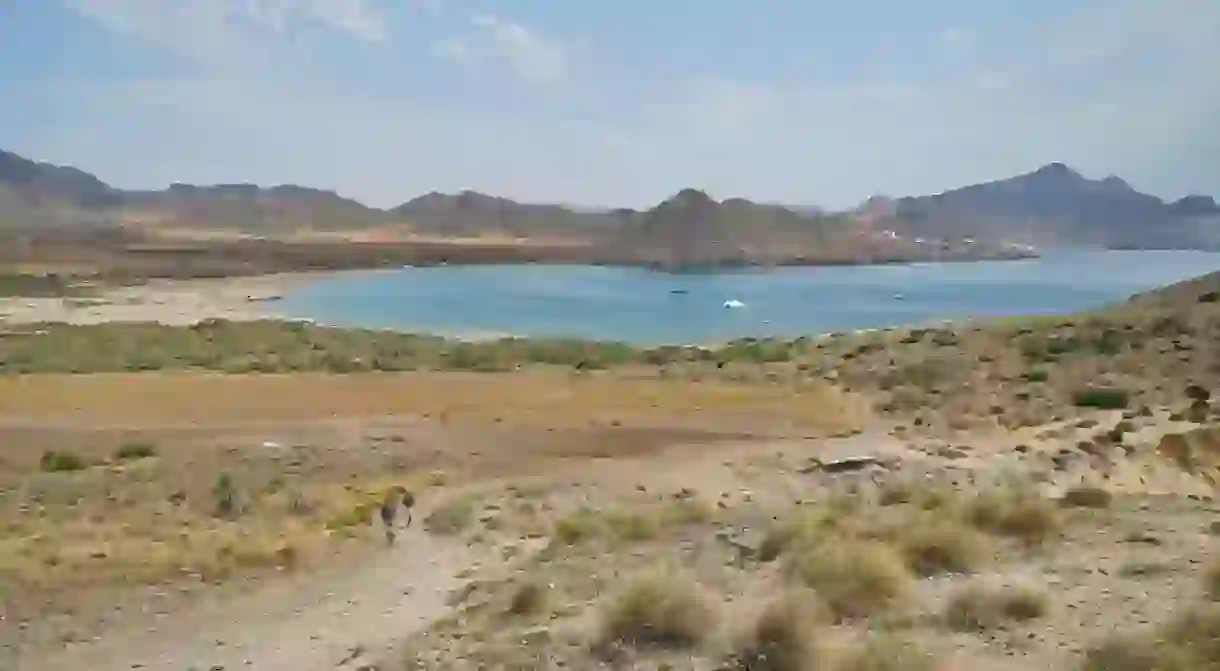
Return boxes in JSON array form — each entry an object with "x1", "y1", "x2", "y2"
[
  {"x1": 893, "y1": 293, "x2": 906, "y2": 301},
  {"x1": 670, "y1": 289, "x2": 689, "y2": 295},
  {"x1": 723, "y1": 299, "x2": 746, "y2": 309}
]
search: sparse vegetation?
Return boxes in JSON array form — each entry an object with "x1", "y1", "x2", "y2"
[
  {"x1": 506, "y1": 579, "x2": 549, "y2": 617},
  {"x1": 836, "y1": 635, "x2": 940, "y2": 671},
  {"x1": 945, "y1": 583, "x2": 1049, "y2": 631},
  {"x1": 782, "y1": 537, "x2": 912, "y2": 620},
  {"x1": 1206, "y1": 559, "x2": 1220, "y2": 602},
  {"x1": 895, "y1": 518, "x2": 991, "y2": 577},
  {"x1": 14, "y1": 268, "x2": 1220, "y2": 669},
  {"x1": 1083, "y1": 605, "x2": 1220, "y2": 671},
  {"x1": 212, "y1": 472, "x2": 239, "y2": 518},
  {"x1": 598, "y1": 571, "x2": 716, "y2": 649},
  {"x1": 1060, "y1": 486, "x2": 1113, "y2": 509},
  {"x1": 424, "y1": 496, "x2": 477, "y2": 536},
  {"x1": 1072, "y1": 388, "x2": 1131, "y2": 410},
  {"x1": 39, "y1": 449, "x2": 86, "y2": 472},
  {"x1": 966, "y1": 488, "x2": 1062, "y2": 546},
  {"x1": 114, "y1": 441, "x2": 157, "y2": 461},
  {"x1": 731, "y1": 588, "x2": 829, "y2": 671}
]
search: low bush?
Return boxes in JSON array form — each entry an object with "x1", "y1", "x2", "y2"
[
  {"x1": 598, "y1": 571, "x2": 716, "y2": 649},
  {"x1": 40, "y1": 450, "x2": 86, "y2": 472},
  {"x1": 945, "y1": 583, "x2": 1048, "y2": 631}
]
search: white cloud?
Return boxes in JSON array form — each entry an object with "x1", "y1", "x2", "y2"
[
  {"x1": 65, "y1": 0, "x2": 387, "y2": 72},
  {"x1": 38, "y1": 0, "x2": 1220, "y2": 209},
  {"x1": 605, "y1": 0, "x2": 1220, "y2": 203},
  {"x1": 435, "y1": 12, "x2": 568, "y2": 83}
]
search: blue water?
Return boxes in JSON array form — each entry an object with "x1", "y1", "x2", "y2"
[{"x1": 277, "y1": 250, "x2": 1220, "y2": 345}]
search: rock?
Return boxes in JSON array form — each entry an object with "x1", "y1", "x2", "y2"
[
  {"x1": 801, "y1": 455, "x2": 896, "y2": 474},
  {"x1": 936, "y1": 445, "x2": 970, "y2": 460}
]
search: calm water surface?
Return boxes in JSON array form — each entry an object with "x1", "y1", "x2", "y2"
[{"x1": 278, "y1": 250, "x2": 1220, "y2": 345}]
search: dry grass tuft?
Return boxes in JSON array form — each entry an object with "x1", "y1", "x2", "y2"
[
  {"x1": 836, "y1": 635, "x2": 940, "y2": 671},
  {"x1": 966, "y1": 488, "x2": 1062, "y2": 546},
  {"x1": 1060, "y1": 486, "x2": 1114, "y2": 509},
  {"x1": 1205, "y1": 559, "x2": 1220, "y2": 602},
  {"x1": 506, "y1": 578, "x2": 549, "y2": 617},
  {"x1": 731, "y1": 588, "x2": 830, "y2": 671},
  {"x1": 782, "y1": 537, "x2": 912, "y2": 620},
  {"x1": 944, "y1": 583, "x2": 1049, "y2": 632},
  {"x1": 424, "y1": 496, "x2": 477, "y2": 536},
  {"x1": 1082, "y1": 605, "x2": 1220, "y2": 671},
  {"x1": 598, "y1": 570, "x2": 717, "y2": 649},
  {"x1": 893, "y1": 518, "x2": 991, "y2": 577}
]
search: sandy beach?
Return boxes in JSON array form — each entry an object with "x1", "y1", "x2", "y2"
[{"x1": 0, "y1": 272, "x2": 324, "y2": 326}]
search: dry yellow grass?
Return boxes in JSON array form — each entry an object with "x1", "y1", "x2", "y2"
[
  {"x1": 732, "y1": 588, "x2": 831, "y2": 671},
  {"x1": 598, "y1": 570, "x2": 717, "y2": 649},
  {"x1": 0, "y1": 371, "x2": 866, "y2": 431},
  {"x1": 944, "y1": 582, "x2": 1049, "y2": 631}
]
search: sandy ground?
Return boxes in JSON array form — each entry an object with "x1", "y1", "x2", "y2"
[
  {"x1": 22, "y1": 502, "x2": 477, "y2": 671},
  {"x1": 0, "y1": 273, "x2": 322, "y2": 326}
]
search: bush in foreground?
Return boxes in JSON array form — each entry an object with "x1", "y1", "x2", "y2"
[
  {"x1": 783, "y1": 537, "x2": 912, "y2": 620},
  {"x1": 1206, "y1": 559, "x2": 1220, "y2": 602},
  {"x1": 836, "y1": 635, "x2": 940, "y2": 671},
  {"x1": 966, "y1": 488, "x2": 1062, "y2": 547},
  {"x1": 1072, "y1": 388, "x2": 1131, "y2": 410},
  {"x1": 944, "y1": 583, "x2": 1048, "y2": 632},
  {"x1": 598, "y1": 571, "x2": 716, "y2": 649},
  {"x1": 39, "y1": 450, "x2": 86, "y2": 472},
  {"x1": 114, "y1": 441, "x2": 157, "y2": 461},
  {"x1": 1082, "y1": 605, "x2": 1220, "y2": 671},
  {"x1": 895, "y1": 519, "x2": 991, "y2": 577},
  {"x1": 731, "y1": 588, "x2": 830, "y2": 671}
]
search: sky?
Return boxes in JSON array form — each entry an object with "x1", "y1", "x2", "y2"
[{"x1": 0, "y1": 0, "x2": 1216, "y2": 210}]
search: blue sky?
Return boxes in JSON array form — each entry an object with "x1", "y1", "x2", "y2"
[{"x1": 0, "y1": 0, "x2": 1216, "y2": 209}]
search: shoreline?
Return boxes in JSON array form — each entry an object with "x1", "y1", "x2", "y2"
[
  {"x1": 0, "y1": 249, "x2": 1200, "y2": 342},
  {"x1": 0, "y1": 254, "x2": 1035, "y2": 333},
  {"x1": 0, "y1": 271, "x2": 333, "y2": 328}
]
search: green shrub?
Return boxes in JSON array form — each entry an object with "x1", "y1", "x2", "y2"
[
  {"x1": 40, "y1": 450, "x2": 86, "y2": 472},
  {"x1": 1024, "y1": 369, "x2": 1049, "y2": 383},
  {"x1": 212, "y1": 473, "x2": 238, "y2": 517},
  {"x1": 114, "y1": 441, "x2": 157, "y2": 461},
  {"x1": 1072, "y1": 388, "x2": 1131, "y2": 410}
]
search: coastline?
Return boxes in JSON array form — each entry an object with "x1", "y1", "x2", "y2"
[
  {"x1": 0, "y1": 271, "x2": 335, "y2": 327},
  {"x1": 0, "y1": 252, "x2": 1035, "y2": 332}
]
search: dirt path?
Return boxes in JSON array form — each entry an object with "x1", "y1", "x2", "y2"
[{"x1": 22, "y1": 516, "x2": 476, "y2": 671}]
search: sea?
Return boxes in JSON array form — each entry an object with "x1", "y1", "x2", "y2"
[{"x1": 276, "y1": 250, "x2": 1220, "y2": 345}]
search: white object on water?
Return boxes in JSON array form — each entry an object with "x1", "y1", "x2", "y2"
[
  {"x1": 723, "y1": 299, "x2": 746, "y2": 309},
  {"x1": 893, "y1": 293, "x2": 905, "y2": 301}
]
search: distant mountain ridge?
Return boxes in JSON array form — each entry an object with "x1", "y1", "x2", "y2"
[
  {"x1": 884, "y1": 162, "x2": 1220, "y2": 249},
  {"x1": 1, "y1": 149, "x2": 1214, "y2": 261}
]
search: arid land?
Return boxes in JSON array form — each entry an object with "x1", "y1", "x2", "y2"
[{"x1": 3, "y1": 268, "x2": 1220, "y2": 671}]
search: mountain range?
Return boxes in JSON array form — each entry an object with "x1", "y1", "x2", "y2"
[
  {"x1": 882, "y1": 162, "x2": 1220, "y2": 249},
  {"x1": 1, "y1": 148, "x2": 1216, "y2": 267}
]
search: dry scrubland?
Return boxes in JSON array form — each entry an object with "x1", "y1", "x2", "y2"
[{"x1": 4, "y1": 272, "x2": 1220, "y2": 669}]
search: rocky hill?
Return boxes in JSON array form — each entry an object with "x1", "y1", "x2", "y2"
[
  {"x1": 8, "y1": 149, "x2": 1216, "y2": 267},
  {"x1": 884, "y1": 162, "x2": 1220, "y2": 249},
  {"x1": 2, "y1": 148, "x2": 1035, "y2": 268}
]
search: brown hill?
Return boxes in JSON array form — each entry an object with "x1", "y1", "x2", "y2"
[{"x1": 885, "y1": 162, "x2": 1220, "y2": 249}]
